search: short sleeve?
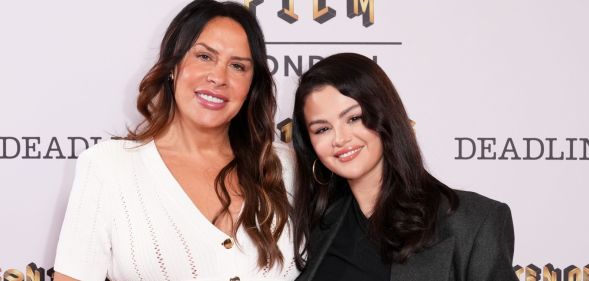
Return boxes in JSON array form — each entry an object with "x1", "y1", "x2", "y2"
[
  {"x1": 466, "y1": 202, "x2": 518, "y2": 281},
  {"x1": 54, "y1": 150, "x2": 112, "y2": 281}
]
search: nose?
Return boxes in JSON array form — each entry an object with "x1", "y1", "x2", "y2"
[
  {"x1": 207, "y1": 63, "x2": 227, "y2": 86},
  {"x1": 332, "y1": 124, "x2": 352, "y2": 147}
]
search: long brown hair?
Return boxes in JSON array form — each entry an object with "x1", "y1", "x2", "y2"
[
  {"x1": 127, "y1": 0, "x2": 289, "y2": 268},
  {"x1": 292, "y1": 53, "x2": 458, "y2": 268}
]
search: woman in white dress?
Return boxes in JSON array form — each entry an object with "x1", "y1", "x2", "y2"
[{"x1": 54, "y1": 1, "x2": 298, "y2": 280}]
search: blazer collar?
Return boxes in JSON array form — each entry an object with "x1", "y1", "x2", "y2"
[
  {"x1": 296, "y1": 195, "x2": 352, "y2": 281},
  {"x1": 297, "y1": 194, "x2": 456, "y2": 281}
]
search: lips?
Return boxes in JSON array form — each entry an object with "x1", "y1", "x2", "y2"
[
  {"x1": 335, "y1": 145, "x2": 364, "y2": 162},
  {"x1": 195, "y1": 90, "x2": 228, "y2": 110}
]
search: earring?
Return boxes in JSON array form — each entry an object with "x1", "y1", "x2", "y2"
[
  {"x1": 169, "y1": 72, "x2": 174, "y2": 81},
  {"x1": 312, "y1": 159, "x2": 332, "y2": 185}
]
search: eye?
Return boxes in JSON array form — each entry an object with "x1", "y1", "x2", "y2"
[
  {"x1": 196, "y1": 53, "x2": 212, "y2": 61},
  {"x1": 348, "y1": 115, "x2": 362, "y2": 123},
  {"x1": 313, "y1": 127, "x2": 330, "y2": 135},
  {"x1": 230, "y1": 63, "x2": 246, "y2": 72}
]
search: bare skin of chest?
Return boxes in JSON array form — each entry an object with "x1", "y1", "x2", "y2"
[{"x1": 159, "y1": 148, "x2": 243, "y2": 237}]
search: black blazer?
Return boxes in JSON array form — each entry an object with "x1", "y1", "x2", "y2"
[{"x1": 296, "y1": 190, "x2": 519, "y2": 281}]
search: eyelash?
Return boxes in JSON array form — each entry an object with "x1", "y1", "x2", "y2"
[
  {"x1": 231, "y1": 63, "x2": 246, "y2": 72},
  {"x1": 313, "y1": 127, "x2": 329, "y2": 135},
  {"x1": 312, "y1": 115, "x2": 362, "y2": 135},
  {"x1": 196, "y1": 53, "x2": 212, "y2": 61},
  {"x1": 349, "y1": 115, "x2": 362, "y2": 123}
]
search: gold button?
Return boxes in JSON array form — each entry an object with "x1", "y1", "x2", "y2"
[
  {"x1": 229, "y1": 277, "x2": 240, "y2": 281},
  {"x1": 222, "y1": 238, "x2": 233, "y2": 249}
]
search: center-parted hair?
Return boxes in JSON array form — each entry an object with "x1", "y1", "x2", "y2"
[
  {"x1": 126, "y1": 0, "x2": 289, "y2": 268},
  {"x1": 291, "y1": 53, "x2": 458, "y2": 268}
]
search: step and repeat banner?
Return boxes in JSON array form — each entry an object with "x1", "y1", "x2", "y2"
[{"x1": 1, "y1": 0, "x2": 587, "y2": 280}]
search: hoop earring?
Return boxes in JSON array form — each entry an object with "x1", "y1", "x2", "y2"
[{"x1": 312, "y1": 159, "x2": 332, "y2": 185}]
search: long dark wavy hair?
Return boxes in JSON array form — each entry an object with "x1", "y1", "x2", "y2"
[
  {"x1": 126, "y1": 0, "x2": 289, "y2": 268},
  {"x1": 292, "y1": 53, "x2": 459, "y2": 268}
]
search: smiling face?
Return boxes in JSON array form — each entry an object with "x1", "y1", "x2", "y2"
[
  {"x1": 304, "y1": 85, "x2": 384, "y2": 186},
  {"x1": 173, "y1": 16, "x2": 254, "y2": 131}
]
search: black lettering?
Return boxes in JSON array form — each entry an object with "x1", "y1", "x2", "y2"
[
  {"x1": 267, "y1": 55, "x2": 278, "y2": 75},
  {"x1": 477, "y1": 138, "x2": 496, "y2": 160},
  {"x1": 43, "y1": 137, "x2": 66, "y2": 159},
  {"x1": 498, "y1": 138, "x2": 521, "y2": 160},
  {"x1": 565, "y1": 138, "x2": 578, "y2": 160},
  {"x1": 22, "y1": 137, "x2": 41, "y2": 159},
  {"x1": 454, "y1": 137, "x2": 476, "y2": 159},
  {"x1": 67, "y1": 137, "x2": 90, "y2": 159},
  {"x1": 284, "y1": 55, "x2": 303, "y2": 77},
  {"x1": 546, "y1": 138, "x2": 564, "y2": 160},
  {"x1": 308, "y1": 55, "x2": 323, "y2": 68},
  {"x1": 523, "y1": 138, "x2": 544, "y2": 160},
  {"x1": 581, "y1": 138, "x2": 589, "y2": 160},
  {"x1": 0, "y1": 137, "x2": 20, "y2": 159},
  {"x1": 90, "y1": 137, "x2": 102, "y2": 145}
]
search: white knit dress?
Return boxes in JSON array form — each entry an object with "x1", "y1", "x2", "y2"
[{"x1": 54, "y1": 140, "x2": 299, "y2": 281}]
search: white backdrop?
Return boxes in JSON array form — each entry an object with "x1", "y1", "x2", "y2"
[{"x1": 1, "y1": 0, "x2": 587, "y2": 279}]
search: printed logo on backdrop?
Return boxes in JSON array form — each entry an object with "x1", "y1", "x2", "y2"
[
  {"x1": 0, "y1": 136, "x2": 105, "y2": 160},
  {"x1": 1, "y1": 263, "x2": 589, "y2": 281},
  {"x1": 454, "y1": 137, "x2": 589, "y2": 160},
  {"x1": 246, "y1": 0, "x2": 374, "y2": 27},
  {"x1": 242, "y1": 1, "x2": 396, "y2": 142},
  {"x1": 514, "y1": 264, "x2": 589, "y2": 281}
]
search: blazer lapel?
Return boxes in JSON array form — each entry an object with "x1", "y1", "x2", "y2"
[
  {"x1": 390, "y1": 235, "x2": 455, "y2": 281},
  {"x1": 296, "y1": 196, "x2": 352, "y2": 281}
]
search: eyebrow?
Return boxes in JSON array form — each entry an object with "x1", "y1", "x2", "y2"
[
  {"x1": 307, "y1": 104, "x2": 361, "y2": 127},
  {"x1": 193, "y1": 42, "x2": 253, "y2": 62}
]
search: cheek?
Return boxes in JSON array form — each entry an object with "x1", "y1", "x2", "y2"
[
  {"x1": 309, "y1": 135, "x2": 332, "y2": 159},
  {"x1": 232, "y1": 75, "x2": 253, "y2": 98}
]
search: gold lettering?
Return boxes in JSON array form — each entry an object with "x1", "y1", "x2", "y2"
[
  {"x1": 514, "y1": 265, "x2": 525, "y2": 280},
  {"x1": 347, "y1": 0, "x2": 374, "y2": 27},
  {"x1": 278, "y1": 118, "x2": 293, "y2": 143},
  {"x1": 564, "y1": 266, "x2": 581, "y2": 281},
  {"x1": 244, "y1": 0, "x2": 264, "y2": 16},
  {"x1": 3, "y1": 269, "x2": 24, "y2": 281},
  {"x1": 278, "y1": 0, "x2": 298, "y2": 23},
  {"x1": 543, "y1": 264, "x2": 561, "y2": 281},
  {"x1": 526, "y1": 264, "x2": 541, "y2": 281},
  {"x1": 25, "y1": 263, "x2": 44, "y2": 281},
  {"x1": 313, "y1": 0, "x2": 336, "y2": 24}
]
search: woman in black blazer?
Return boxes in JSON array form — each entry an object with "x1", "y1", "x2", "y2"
[{"x1": 291, "y1": 53, "x2": 519, "y2": 281}]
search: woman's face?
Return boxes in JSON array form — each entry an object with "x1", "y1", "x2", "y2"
[
  {"x1": 304, "y1": 85, "x2": 384, "y2": 185},
  {"x1": 173, "y1": 17, "x2": 254, "y2": 131}
]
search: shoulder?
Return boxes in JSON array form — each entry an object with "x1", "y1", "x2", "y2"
[
  {"x1": 78, "y1": 139, "x2": 146, "y2": 163},
  {"x1": 439, "y1": 189, "x2": 512, "y2": 239},
  {"x1": 75, "y1": 139, "x2": 150, "y2": 175}
]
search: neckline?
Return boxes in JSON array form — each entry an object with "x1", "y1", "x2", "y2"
[{"x1": 142, "y1": 139, "x2": 242, "y2": 239}]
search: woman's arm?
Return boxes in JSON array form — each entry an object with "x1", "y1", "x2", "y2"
[{"x1": 53, "y1": 147, "x2": 112, "y2": 280}]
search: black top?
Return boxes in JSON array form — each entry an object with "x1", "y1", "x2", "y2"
[{"x1": 313, "y1": 197, "x2": 391, "y2": 281}]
